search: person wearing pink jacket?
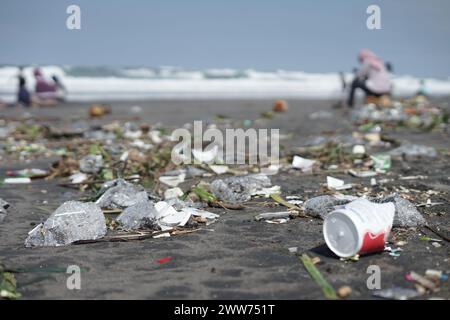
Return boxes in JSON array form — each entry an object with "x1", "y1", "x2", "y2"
[{"x1": 347, "y1": 49, "x2": 392, "y2": 107}]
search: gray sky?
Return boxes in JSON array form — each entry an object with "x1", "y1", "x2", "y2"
[{"x1": 1, "y1": 0, "x2": 449, "y2": 78}]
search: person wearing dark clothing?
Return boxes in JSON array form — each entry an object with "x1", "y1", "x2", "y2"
[{"x1": 17, "y1": 76, "x2": 31, "y2": 107}]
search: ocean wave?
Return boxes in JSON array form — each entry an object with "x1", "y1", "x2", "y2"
[{"x1": 0, "y1": 65, "x2": 449, "y2": 103}]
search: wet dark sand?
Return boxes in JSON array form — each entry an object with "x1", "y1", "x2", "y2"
[{"x1": 0, "y1": 99, "x2": 449, "y2": 299}]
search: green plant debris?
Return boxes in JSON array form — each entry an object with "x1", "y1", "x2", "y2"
[
  {"x1": 0, "y1": 264, "x2": 21, "y2": 300},
  {"x1": 192, "y1": 186, "x2": 217, "y2": 202},
  {"x1": 270, "y1": 194, "x2": 300, "y2": 211},
  {"x1": 300, "y1": 254, "x2": 338, "y2": 300}
]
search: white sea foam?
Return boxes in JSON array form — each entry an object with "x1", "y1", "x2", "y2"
[{"x1": 0, "y1": 66, "x2": 449, "y2": 103}]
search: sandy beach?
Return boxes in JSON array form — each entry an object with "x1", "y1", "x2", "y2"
[{"x1": 0, "y1": 98, "x2": 448, "y2": 299}]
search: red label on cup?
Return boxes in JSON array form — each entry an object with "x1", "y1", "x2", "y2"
[{"x1": 360, "y1": 231, "x2": 386, "y2": 254}]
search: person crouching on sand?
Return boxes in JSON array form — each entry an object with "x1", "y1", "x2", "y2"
[{"x1": 347, "y1": 49, "x2": 392, "y2": 108}]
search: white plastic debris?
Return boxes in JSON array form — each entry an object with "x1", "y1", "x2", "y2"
[
  {"x1": 348, "y1": 170, "x2": 377, "y2": 178},
  {"x1": 164, "y1": 187, "x2": 184, "y2": 200},
  {"x1": 209, "y1": 165, "x2": 229, "y2": 175},
  {"x1": 153, "y1": 232, "x2": 171, "y2": 239},
  {"x1": 120, "y1": 151, "x2": 129, "y2": 162},
  {"x1": 352, "y1": 145, "x2": 366, "y2": 155},
  {"x1": 266, "y1": 218, "x2": 289, "y2": 224},
  {"x1": 327, "y1": 176, "x2": 352, "y2": 190},
  {"x1": 255, "y1": 211, "x2": 290, "y2": 221},
  {"x1": 260, "y1": 164, "x2": 280, "y2": 175},
  {"x1": 181, "y1": 207, "x2": 219, "y2": 220},
  {"x1": 149, "y1": 130, "x2": 163, "y2": 144},
  {"x1": 192, "y1": 145, "x2": 219, "y2": 164},
  {"x1": 24, "y1": 201, "x2": 107, "y2": 247},
  {"x1": 155, "y1": 201, "x2": 191, "y2": 227},
  {"x1": 159, "y1": 174, "x2": 186, "y2": 187},
  {"x1": 3, "y1": 177, "x2": 31, "y2": 184},
  {"x1": 69, "y1": 172, "x2": 88, "y2": 184},
  {"x1": 251, "y1": 185, "x2": 281, "y2": 197},
  {"x1": 292, "y1": 156, "x2": 316, "y2": 172}
]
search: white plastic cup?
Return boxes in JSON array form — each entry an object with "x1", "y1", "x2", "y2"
[{"x1": 323, "y1": 199, "x2": 395, "y2": 258}]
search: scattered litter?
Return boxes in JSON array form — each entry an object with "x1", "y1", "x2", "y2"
[
  {"x1": 348, "y1": 170, "x2": 377, "y2": 178},
  {"x1": 405, "y1": 271, "x2": 438, "y2": 292},
  {"x1": 260, "y1": 164, "x2": 279, "y2": 175},
  {"x1": 352, "y1": 145, "x2": 366, "y2": 155},
  {"x1": 153, "y1": 232, "x2": 171, "y2": 239},
  {"x1": 181, "y1": 207, "x2": 219, "y2": 220},
  {"x1": 292, "y1": 156, "x2": 316, "y2": 172},
  {"x1": 425, "y1": 269, "x2": 447, "y2": 281},
  {"x1": 431, "y1": 242, "x2": 442, "y2": 248},
  {"x1": 192, "y1": 145, "x2": 219, "y2": 164},
  {"x1": 6, "y1": 168, "x2": 48, "y2": 178},
  {"x1": 69, "y1": 172, "x2": 88, "y2": 184},
  {"x1": 0, "y1": 264, "x2": 21, "y2": 299},
  {"x1": 164, "y1": 187, "x2": 184, "y2": 200},
  {"x1": 210, "y1": 174, "x2": 272, "y2": 203},
  {"x1": 156, "y1": 256, "x2": 173, "y2": 264},
  {"x1": 265, "y1": 218, "x2": 289, "y2": 224},
  {"x1": 323, "y1": 199, "x2": 395, "y2": 258},
  {"x1": 3, "y1": 177, "x2": 31, "y2": 184},
  {"x1": 96, "y1": 179, "x2": 149, "y2": 209},
  {"x1": 326, "y1": 176, "x2": 352, "y2": 190},
  {"x1": 255, "y1": 211, "x2": 290, "y2": 221},
  {"x1": 271, "y1": 194, "x2": 302, "y2": 212},
  {"x1": 25, "y1": 201, "x2": 107, "y2": 247},
  {"x1": 288, "y1": 247, "x2": 298, "y2": 253},
  {"x1": 371, "y1": 154, "x2": 391, "y2": 171},
  {"x1": 339, "y1": 255, "x2": 359, "y2": 262},
  {"x1": 273, "y1": 100, "x2": 288, "y2": 112},
  {"x1": 384, "y1": 246, "x2": 403, "y2": 257},
  {"x1": 155, "y1": 201, "x2": 191, "y2": 228},
  {"x1": 376, "y1": 195, "x2": 426, "y2": 227},
  {"x1": 116, "y1": 200, "x2": 158, "y2": 230},
  {"x1": 337, "y1": 286, "x2": 352, "y2": 299},
  {"x1": 372, "y1": 287, "x2": 422, "y2": 300},
  {"x1": 304, "y1": 195, "x2": 354, "y2": 219},
  {"x1": 209, "y1": 165, "x2": 229, "y2": 175},
  {"x1": 79, "y1": 154, "x2": 103, "y2": 174},
  {"x1": 300, "y1": 254, "x2": 338, "y2": 300},
  {"x1": 159, "y1": 174, "x2": 186, "y2": 187}
]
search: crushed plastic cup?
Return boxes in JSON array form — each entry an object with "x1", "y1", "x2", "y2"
[{"x1": 323, "y1": 199, "x2": 395, "y2": 258}]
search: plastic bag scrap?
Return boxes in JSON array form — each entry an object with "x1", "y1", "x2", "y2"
[
  {"x1": 209, "y1": 174, "x2": 272, "y2": 203},
  {"x1": 95, "y1": 179, "x2": 149, "y2": 209},
  {"x1": 79, "y1": 154, "x2": 103, "y2": 174},
  {"x1": 25, "y1": 201, "x2": 107, "y2": 247}
]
